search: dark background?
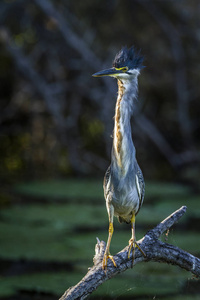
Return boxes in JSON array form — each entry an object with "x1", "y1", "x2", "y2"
[
  {"x1": 1, "y1": 0, "x2": 200, "y2": 184},
  {"x1": 0, "y1": 1, "x2": 200, "y2": 299}
]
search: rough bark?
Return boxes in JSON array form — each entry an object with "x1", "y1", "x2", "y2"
[{"x1": 59, "y1": 206, "x2": 200, "y2": 300}]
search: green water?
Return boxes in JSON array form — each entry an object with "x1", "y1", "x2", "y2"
[{"x1": 0, "y1": 179, "x2": 199, "y2": 299}]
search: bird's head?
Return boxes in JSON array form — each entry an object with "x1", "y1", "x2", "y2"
[{"x1": 93, "y1": 46, "x2": 144, "y2": 80}]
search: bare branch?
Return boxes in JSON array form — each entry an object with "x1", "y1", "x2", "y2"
[
  {"x1": 59, "y1": 206, "x2": 200, "y2": 300},
  {"x1": 150, "y1": 205, "x2": 187, "y2": 238}
]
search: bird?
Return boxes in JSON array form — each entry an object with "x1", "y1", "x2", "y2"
[{"x1": 93, "y1": 46, "x2": 146, "y2": 270}]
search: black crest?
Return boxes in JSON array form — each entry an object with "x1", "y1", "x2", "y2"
[{"x1": 113, "y1": 46, "x2": 144, "y2": 70}]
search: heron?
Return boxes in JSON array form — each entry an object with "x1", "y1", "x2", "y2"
[{"x1": 93, "y1": 46, "x2": 146, "y2": 270}]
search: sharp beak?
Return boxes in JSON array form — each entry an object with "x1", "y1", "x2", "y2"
[{"x1": 92, "y1": 67, "x2": 124, "y2": 77}]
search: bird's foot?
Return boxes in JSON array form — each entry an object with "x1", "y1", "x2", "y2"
[
  {"x1": 128, "y1": 238, "x2": 135, "y2": 267},
  {"x1": 102, "y1": 252, "x2": 117, "y2": 271},
  {"x1": 128, "y1": 238, "x2": 146, "y2": 267}
]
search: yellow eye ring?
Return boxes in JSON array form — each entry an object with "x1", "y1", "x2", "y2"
[{"x1": 115, "y1": 67, "x2": 128, "y2": 72}]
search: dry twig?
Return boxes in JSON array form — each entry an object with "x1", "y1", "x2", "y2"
[{"x1": 59, "y1": 206, "x2": 200, "y2": 300}]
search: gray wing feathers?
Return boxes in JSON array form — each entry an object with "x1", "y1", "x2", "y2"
[
  {"x1": 135, "y1": 163, "x2": 145, "y2": 214},
  {"x1": 103, "y1": 165, "x2": 111, "y2": 199},
  {"x1": 104, "y1": 163, "x2": 145, "y2": 215}
]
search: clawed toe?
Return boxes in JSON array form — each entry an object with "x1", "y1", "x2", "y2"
[
  {"x1": 128, "y1": 238, "x2": 134, "y2": 259},
  {"x1": 128, "y1": 238, "x2": 146, "y2": 266},
  {"x1": 102, "y1": 252, "x2": 117, "y2": 271}
]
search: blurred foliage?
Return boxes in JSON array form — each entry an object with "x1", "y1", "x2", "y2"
[
  {"x1": 0, "y1": 0, "x2": 199, "y2": 183},
  {"x1": 0, "y1": 179, "x2": 200, "y2": 299},
  {"x1": 14, "y1": 179, "x2": 191, "y2": 201},
  {"x1": 14, "y1": 179, "x2": 103, "y2": 200}
]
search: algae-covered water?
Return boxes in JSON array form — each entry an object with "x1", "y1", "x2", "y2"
[{"x1": 0, "y1": 179, "x2": 199, "y2": 299}]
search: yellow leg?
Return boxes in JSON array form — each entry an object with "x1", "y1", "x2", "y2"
[
  {"x1": 102, "y1": 222, "x2": 117, "y2": 270},
  {"x1": 128, "y1": 214, "x2": 146, "y2": 266}
]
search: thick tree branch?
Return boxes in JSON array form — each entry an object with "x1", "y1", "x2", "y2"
[{"x1": 59, "y1": 206, "x2": 200, "y2": 300}]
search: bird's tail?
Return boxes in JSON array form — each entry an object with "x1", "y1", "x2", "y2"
[{"x1": 118, "y1": 216, "x2": 131, "y2": 224}]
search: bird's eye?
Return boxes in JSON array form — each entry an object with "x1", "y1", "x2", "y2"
[{"x1": 115, "y1": 67, "x2": 128, "y2": 72}]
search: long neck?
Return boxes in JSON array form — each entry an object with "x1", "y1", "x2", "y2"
[{"x1": 112, "y1": 78, "x2": 138, "y2": 175}]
